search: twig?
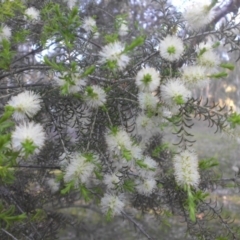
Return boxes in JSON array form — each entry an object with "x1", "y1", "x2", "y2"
[
  {"x1": 1, "y1": 228, "x2": 18, "y2": 240},
  {"x1": 121, "y1": 211, "x2": 153, "y2": 240}
]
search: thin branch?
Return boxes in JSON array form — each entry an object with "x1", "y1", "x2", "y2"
[
  {"x1": 1, "y1": 228, "x2": 18, "y2": 240},
  {"x1": 121, "y1": 211, "x2": 153, "y2": 240}
]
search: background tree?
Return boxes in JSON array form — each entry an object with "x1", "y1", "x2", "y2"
[{"x1": 1, "y1": 0, "x2": 240, "y2": 239}]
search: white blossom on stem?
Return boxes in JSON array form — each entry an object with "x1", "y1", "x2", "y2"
[
  {"x1": 135, "y1": 67, "x2": 160, "y2": 92},
  {"x1": 100, "y1": 193, "x2": 125, "y2": 217},
  {"x1": 7, "y1": 91, "x2": 42, "y2": 121},
  {"x1": 183, "y1": 2, "x2": 215, "y2": 30},
  {"x1": 24, "y1": 7, "x2": 40, "y2": 21},
  {"x1": 84, "y1": 85, "x2": 106, "y2": 108},
  {"x1": 159, "y1": 35, "x2": 184, "y2": 62},
  {"x1": 12, "y1": 122, "x2": 46, "y2": 155},
  {"x1": 161, "y1": 78, "x2": 191, "y2": 106},
  {"x1": 99, "y1": 41, "x2": 130, "y2": 70},
  {"x1": 173, "y1": 149, "x2": 200, "y2": 188},
  {"x1": 0, "y1": 25, "x2": 11, "y2": 42}
]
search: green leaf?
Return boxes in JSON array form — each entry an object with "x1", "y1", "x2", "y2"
[
  {"x1": 61, "y1": 180, "x2": 74, "y2": 194},
  {"x1": 81, "y1": 66, "x2": 95, "y2": 77},
  {"x1": 219, "y1": 63, "x2": 235, "y2": 71},
  {"x1": 79, "y1": 184, "x2": 91, "y2": 202},
  {"x1": 123, "y1": 179, "x2": 135, "y2": 192},
  {"x1": 227, "y1": 112, "x2": 240, "y2": 128},
  {"x1": 208, "y1": 72, "x2": 228, "y2": 78},
  {"x1": 123, "y1": 36, "x2": 145, "y2": 53},
  {"x1": 199, "y1": 157, "x2": 219, "y2": 170},
  {"x1": 122, "y1": 148, "x2": 132, "y2": 161}
]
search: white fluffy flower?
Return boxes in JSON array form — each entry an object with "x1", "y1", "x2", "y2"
[
  {"x1": 136, "y1": 178, "x2": 156, "y2": 196},
  {"x1": 161, "y1": 78, "x2": 191, "y2": 106},
  {"x1": 184, "y1": 2, "x2": 215, "y2": 30},
  {"x1": 99, "y1": 41, "x2": 130, "y2": 70},
  {"x1": 24, "y1": 7, "x2": 40, "y2": 21},
  {"x1": 119, "y1": 22, "x2": 128, "y2": 36},
  {"x1": 7, "y1": 91, "x2": 42, "y2": 121},
  {"x1": 135, "y1": 67, "x2": 160, "y2": 92},
  {"x1": 159, "y1": 35, "x2": 184, "y2": 62},
  {"x1": 65, "y1": 0, "x2": 77, "y2": 9},
  {"x1": 0, "y1": 25, "x2": 11, "y2": 42},
  {"x1": 55, "y1": 73, "x2": 87, "y2": 94},
  {"x1": 100, "y1": 193, "x2": 125, "y2": 217},
  {"x1": 103, "y1": 172, "x2": 122, "y2": 190},
  {"x1": 196, "y1": 39, "x2": 215, "y2": 53},
  {"x1": 12, "y1": 122, "x2": 46, "y2": 155},
  {"x1": 64, "y1": 152, "x2": 98, "y2": 187},
  {"x1": 181, "y1": 65, "x2": 208, "y2": 88},
  {"x1": 82, "y1": 16, "x2": 97, "y2": 32},
  {"x1": 47, "y1": 178, "x2": 60, "y2": 193},
  {"x1": 105, "y1": 128, "x2": 132, "y2": 153},
  {"x1": 136, "y1": 156, "x2": 158, "y2": 179},
  {"x1": 198, "y1": 50, "x2": 220, "y2": 68},
  {"x1": 173, "y1": 150, "x2": 200, "y2": 188},
  {"x1": 138, "y1": 92, "x2": 158, "y2": 111},
  {"x1": 84, "y1": 85, "x2": 106, "y2": 108},
  {"x1": 135, "y1": 114, "x2": 160, "y2": 142}
]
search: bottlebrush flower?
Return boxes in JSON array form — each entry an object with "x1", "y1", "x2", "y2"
[
  {"x1": 181, "y1": 65, "x2": 208, "y2": 88},
  {"x1": 103, "y1": 172, "x2": 122, "y2": 190},
  {"x1": 0, "y1": 25, "x2": 11, "y2": 42},
  {"x1": 55, "y1": 73, "x2": 87, "y2": 95},
  {"x1": 100, "y1": 193, "x2": 125, "y2": 217},
  {"x1": 65, "y1": 0, "x2": 77, "y2": 9},
  {"x1": 161, "y1": 78, "x2": 191, "y2": 106},
  {"x1": 159, "y1": 35, "x2": 184, "y2": 62},
  {"x1": 173, "y1": 150, "x2": 200, "y2": 187},
  {"x1": 138, "y1": 92, "x2": 158, "y2": 111},
  {"x1": 198, "y1": 50, "x2": 220, "y2": 68},
  {"x1": 135, "y1": 177, "x2": 156, "y2": 196},
  {"x1": 118, "y1": 22, "x2": 128, "y2": 36},
  {"x1": 183, "y1": 2, "x2": 215, "y2": 30},
  {"x1": 12, "y1": 122, "x2": 46, "y2": 155},
  {"x1": 7, "y1": 91, "x2": 42, "y2": 121},
  {"x1": 64, "y1": 152, "x2": 99, "y2": 187},
  {"x1": 24, "y1": 7, "x2": 40, "y2": 21},
  {"x1": 99, "y1": 41, "x2": 130, "y2": 70},
  {"x1": 84, "y1": 85, "x2": 106, "y2": 108},
  {"x1": 82, "y1": 16, "x2": 97, "y2": 32},
  {"x1": 135, "y1": 67, "x2": 160, "y2": 92}
]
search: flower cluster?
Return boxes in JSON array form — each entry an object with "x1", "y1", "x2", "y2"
[
  {"x1": 24, "y1": 7, "x2": 40, "y2": 21},
  {"x1": 159, "y1": 35, "x2": 184, "y2": 62},
  {"x1": 173, "y1": 149, "x2": 200, "y2": 188},
  {"x1": 63, "y1": 152, "x2": 100, "y2": 188},
  {"x1": 99, "y1": 41, "x2": 130, "y2": 70},
  {"x1": 183, "y1": 2, "x2": 215, "y2": 30},
  {"x1": 7, "y1": 91, "x2": 42, "y2": 121},
  {"x1": 0, "y1": 25, "x2": 11, "y2": 42}
]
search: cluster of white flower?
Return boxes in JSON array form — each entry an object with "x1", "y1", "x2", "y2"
[
  {"x1": 117, "y1": 18, "x2": 129, "y2": 36},
  {"x1": 63, "y1": 152, "x2": 99, "y2": 188},
  {"x1": 0, "y1": 25, "x2": 11, "y2": 42},
  {"x1": 100, "y1": 193, "x2": 125, "y2": 217},
  {"x1": 135, "y1": 67, "x2": 160, "y2": 92},
  {"x1": 8, "y1": 91, "x2": 46, "y2": 156},
  {"x1": 24, "y1": 7, "x2": 40, "y2": 21},
  {"x1": 84, "y1": 85, "x2": 107, "y2": 108},
  {"x1": 82, "y1": 16, "x2": 99, "y2": 38},
  {"x1": 65, "y1": 0, "x2": 78, "y2": 9},
  {"x1": 138, "y1": 92, "x2": 158, "y2": 111},
  {"x1": 12, "y1": 122, "x2": 46, "y2": 155},
  {"x1": 181, "y1": 65, "x2": 208, "y2": 88},
  {"x1": 173, "y1": 149, "x2": 200, "y2": 188},
  {"x1": 159, "y1": 35, "x2": 184, "y2": 62},
  {"x1": 183, "y1": 2, "x2": 215, "y2": 30},
  {"x1": 47, "y1": 178, "x2": 60, "y2": 193},
  {"x1": 7, "y1": 91, "x2": 42, "y2": 121},
  {"x1": 161, "y1": 78, "x2": 191, "y2": 106},
  {"x1": 99, "y1": 41, "x2": 130, "y2": 70},
  {"x1": 55, "y1": 72, "x2": 87, "y2": 95}
]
